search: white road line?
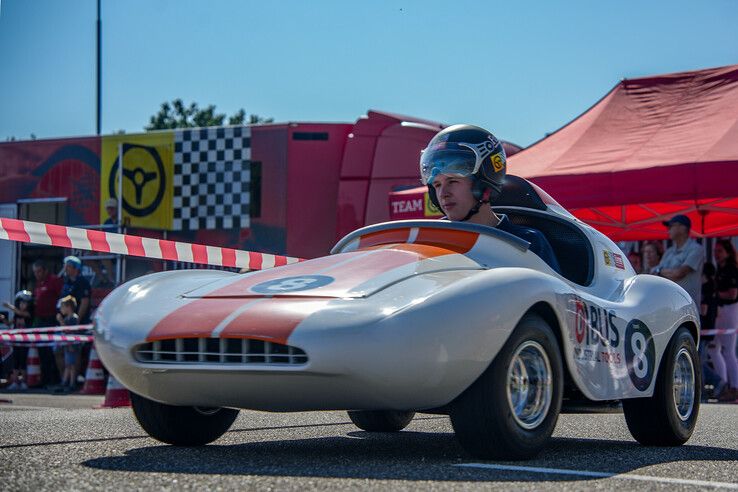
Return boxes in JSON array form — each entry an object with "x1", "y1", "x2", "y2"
[{"x1": 455, "y1": 463, "x2": 738, "y2": 490}]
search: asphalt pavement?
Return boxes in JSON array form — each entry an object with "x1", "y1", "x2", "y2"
[{"x1": 1, "y1": 394, "x2": 737, "y2": 491}]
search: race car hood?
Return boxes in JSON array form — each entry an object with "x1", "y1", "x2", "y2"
[{"x1": 182, "y1": 244, "x2": 483, "y2": 300}]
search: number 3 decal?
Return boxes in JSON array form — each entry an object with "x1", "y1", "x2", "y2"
[{"x1": 624, "y1": 319, "x2": 656, "y2": 391}]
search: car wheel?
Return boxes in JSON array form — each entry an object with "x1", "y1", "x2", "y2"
[
  {"x1": 347, "y1": 410, "x2": 415, "y2": 432},
  {"x1": 450, "y1": 313, "x2": 563, "y2": 460},
  {"x1": 130, "y1": 392, "x2": 239, "y2": 446},
  {"x1": 622, "y1": 326, "x2": 700, "y2": 446}
]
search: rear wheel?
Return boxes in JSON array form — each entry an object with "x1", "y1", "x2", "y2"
[
  {"x1": 450, "y1": 313, "x2": 563, "y2": 460},
  {"x1": 131, "y1": 392, "x2": 239, "y2": 446},
  {"x1": 622, "y1": 327, "x2": 700, "y2": 446},
  {"x1": 347, "y1": 410, "x2": 415, "y2": 432}
]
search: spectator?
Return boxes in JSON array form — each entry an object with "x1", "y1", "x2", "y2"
[
  {"x1": 103, "y1": 198, "x2": 118, "y2": 226},
  {"x1": 59, "y1": 256, "x2": 91, "y2": 324},
  {"x1": 89, "y1": 260, "x2": 114, "y2": 289},
  {"x1": 710, "y1": 239, "x2": 738, "y2": 402},
  {"x1": 31, "y1": 260, "x2": 63, "y2": 327},
  {"x1": 642, "y1": 241, "x2": 662, "y2": 273},
  {"x1": 651, "y1": 215, "x2": 705, "y2": 307},
  {"x1": 55, "y1": 295, "x2": 80, "y2": 392},
  {"x1": 31, "y1": 259, "x2": 63, "y2": 386},
  {"x1": 628, "y1": 250, "x2": 643, "y2": 273},
  {"x1": 2, "y1": 291, "x2": 34, "y2": 391},
  {"x1": 700, "y1": 262, "x2": 723, "y2": 399}
]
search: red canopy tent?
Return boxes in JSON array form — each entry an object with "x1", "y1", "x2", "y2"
[
  {"x1": 388, "y1": 64, "x2": 738, "y2": 240},
  {"x1": 508, "y1": 64, "x2": 738, "y2": 240}
]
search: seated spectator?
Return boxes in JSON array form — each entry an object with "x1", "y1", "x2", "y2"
[{"x1": 55, "y1": 296, "x2": 80, "y2": 392}]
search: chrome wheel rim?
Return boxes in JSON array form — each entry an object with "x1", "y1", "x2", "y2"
[
  {"x1": 673, "y1": 347, "x2": 695, "y2": 421},
  {"x1": 506, "y1": 340, "x2": 553, "y2": 430}
]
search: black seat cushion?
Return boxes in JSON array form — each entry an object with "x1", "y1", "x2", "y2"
[
  {"x1": 495, "y1": 175, "x2": 547, "y2": 211},
  {"x1": 496, "y1": 208, "x2": 594, "y2": 286}
]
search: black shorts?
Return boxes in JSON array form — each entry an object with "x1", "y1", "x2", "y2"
[{"x1": 13, "y1": 346, "x2": 28, "y2": 371}]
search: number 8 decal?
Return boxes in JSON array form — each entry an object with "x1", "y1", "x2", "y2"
[{"x1": 624, "y1": 319, "x2": 656, "y2": 391}]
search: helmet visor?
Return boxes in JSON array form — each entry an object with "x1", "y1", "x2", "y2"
[{"x1": 420, "y1": 143, "x2": 480, "y2": 185}]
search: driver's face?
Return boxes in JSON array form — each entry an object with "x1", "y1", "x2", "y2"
[{"x1": 432, "y1": 174, "x2": 476, "y2": 221}]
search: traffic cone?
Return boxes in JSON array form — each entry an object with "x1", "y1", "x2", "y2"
[
  {"x1": 95, "y1": 374, "x2": 130, "y2": 408},
  {"x1": 80, "y1": 345, "x2": 106, "y2": 395},
  {"x1": 25, "y1": 347, "x2": 42, "y2": 388}
]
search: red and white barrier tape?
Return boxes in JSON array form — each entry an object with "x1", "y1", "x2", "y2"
[
  {"x1": 0, "y1": 217, "x2": 303, "y2": 270},
  {"x1": 700, "y1": 328, "x2": 738, "y2": 336},
  {"x1": 0, "y1": 333, "x2": 94, "y2": 344},
  {"x1": 0, "y1": 324, "x2": 93, "y2": 336}
]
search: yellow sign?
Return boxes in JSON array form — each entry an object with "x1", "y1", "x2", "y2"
[
  {"x1": 491, "y1": 152, "x2": 505, "y2": 172},
  {"x1": 100, "y1": 132, "x2": 174, "y2": 229},
  {"x1": 424, "y1": 191, "x2": 443, "y2": 217}
]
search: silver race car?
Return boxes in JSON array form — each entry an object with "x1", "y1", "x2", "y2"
[{"x1": 93, "y1": 176, "x2": 701, "y2": 460}]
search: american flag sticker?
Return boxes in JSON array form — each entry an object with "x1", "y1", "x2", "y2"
[{"x1": 613, "y1": 253, "x2": 625, "y2": 270}]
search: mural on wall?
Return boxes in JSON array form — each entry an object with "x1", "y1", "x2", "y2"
[
  {"x1": 0, "y1": 138, "x2": 100, "y2": 226},
  {"x1": 173, "y1": 127, "x2": 252, "y2": 231},
  {"x1": 1, "y1": 127, "x2": 259, "y2": 252},
  {"x1": 100, "y1": 133, "x2": 174, "y2": 230},
  {"x1": 100, "y1": 128, "x2": 252, "y2": 232}
]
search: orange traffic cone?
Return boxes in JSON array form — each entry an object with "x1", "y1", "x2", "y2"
[
  {"x1": 25, "y1": 347, "x2": 42, "y2": 388},
  {"x1": 95, "y1": 374, "x2": 130, "y2": 408},
  {"x1": 80, "y1": 345, "x2": 106, "y2": 395}
]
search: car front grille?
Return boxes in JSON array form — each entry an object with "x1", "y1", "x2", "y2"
[{"x1": 133, "y1": 338, "x2": 308, "y2": 365}]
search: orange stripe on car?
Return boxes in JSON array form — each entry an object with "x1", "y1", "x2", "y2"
[
  {"x1": 357, "y1": 228, "x2": 410, "y2": 249},
  {"x1": 218, "y1": 299, "x2": 331, "y2": 345},
  {"x1": 147, "y1": 298, "x2": 261, "y2": 341}
]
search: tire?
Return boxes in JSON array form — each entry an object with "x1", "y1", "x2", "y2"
[
  {"x1": 130, "y1": 392, "x2": 239, "y2": 446},
  {"x1": 347, "y1": 410, "x2": 415, "y2": 432},
  {"x1": 450, "y1": 313, "x2": 563, "y2": 460},
  {"x1": 622, "y1": 326, "x2": 700, "y2": 446}
]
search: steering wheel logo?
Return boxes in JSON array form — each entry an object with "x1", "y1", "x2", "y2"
[{"x1": 107, "y1": 143, "x2": 166, "y2": 217}]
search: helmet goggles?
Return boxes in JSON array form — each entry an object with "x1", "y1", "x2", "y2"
[{"x1": 420, "y1": 140, "x2": 494, "y2": 185}]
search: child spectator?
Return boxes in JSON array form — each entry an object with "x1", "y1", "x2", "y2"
[
  {"x1": 55, "y1": 295, "x2": 80, "y2": 392},
  {"x1": 3, "y1": 291, "x2": 35, "y2": 391}
]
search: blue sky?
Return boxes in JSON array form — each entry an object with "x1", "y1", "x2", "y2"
[{"x1": 1, "y1": 0, "x2": 736, "y2": 147}]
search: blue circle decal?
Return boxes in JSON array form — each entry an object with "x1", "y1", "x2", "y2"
[{"x1": 251, "y1": 275, "x2": 335, "y2": 294}]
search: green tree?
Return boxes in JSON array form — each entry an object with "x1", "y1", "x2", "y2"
[{"x1": 145, "y1": 99, "x2": 273, "y2": 131}]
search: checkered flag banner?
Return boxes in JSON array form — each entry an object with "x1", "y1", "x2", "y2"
[{"x1": 173, "y1": 126, "x2": 252, "y2": 230}]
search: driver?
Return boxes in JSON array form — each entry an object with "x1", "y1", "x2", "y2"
[{"x1": 420, "y1": 124, "x2": 561, "y2": 273}]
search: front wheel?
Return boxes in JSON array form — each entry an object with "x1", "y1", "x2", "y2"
[
  {"x1": 450, "y1": 313, "x2": 563, "y2": 460},
  {"x1": 131, "y1": 392, "x2": 239, "y2": 446},
  {"x1": 347, "y1": 410, "x2": 415, "y2": 432},
  {"x1": 622, "y1": 326, "x2": 700, "y2": 446}
]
